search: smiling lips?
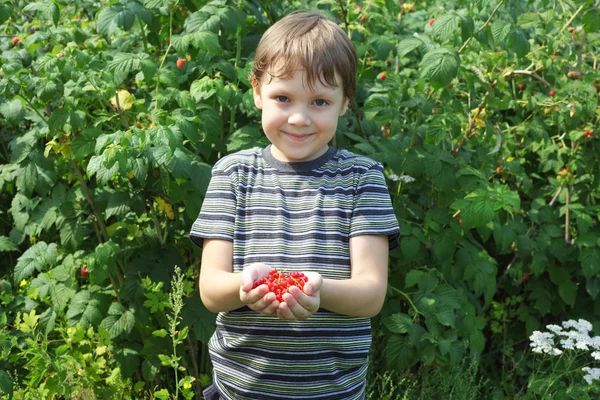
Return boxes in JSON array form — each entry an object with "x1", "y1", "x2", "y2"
[{"x1": 284, "y1": 131, "x2": 313, "y2": 142}]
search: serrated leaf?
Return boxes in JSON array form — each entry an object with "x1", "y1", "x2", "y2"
[
  {"x1": 0, "y1": 99, "x2": 24, "y2": 123},
  {"x1": 582, "y1": 9, "x2": 600, "y2": 33},
  {"x1": 107, "y1": 54, "x2": 139, "y2": 76},
  {"x1": 127, "y1": 1, "x2": 152, "y2": 24},
  {"x1": 190, "y1": 31, "x2": 222, "y2": 54},
  {"x1": 106, "y1": 192, "x2": 131, "y2": 218},
  {"x1": 0, "y1": 370, "x2": 13, "y2": 398},
  {"x1": 420, "y1": 48, "x2": 460, "y2": 89},
  {"x1": 16, "y1": 163, "x2": 37, "y2": 198},
  {"x1": 100, "y1": 307, "x2": 135, "y2": 339},
  {"x1": 48, "y1": 108, "x2": 69, "y2": 132},
  {"x1": 384, "y1": 313, "x2": 413, "y2": 334},
  {"x1": 397, "y1": 37, "x2": 424, "y2": 57},
  {"x1": 14, "y1": 242, "x2": 59, "y2": 282},
  {"x1": 491, "y1": 20, "x2": 512, "y2": 43},
  {"x1": 185, "y1": 11, "x2": 220, "y2": 33},
  {"x1": 23, "y1": 1, "x2": 59, "y2": 25},
  {"x1": 400, "y1": 236, "x2": 421, "y2": 262},
  {"x1": 67, "y1": 289, "x2": 110, "y2": 328},
  {"x1": 506, "y1": 28, "x2": 530, "y2": 57},
  {"x1": 39, "y1": 307, "x2": 57, "y2": 335},
  {"x1": 142, "y1": 357, "x2": 161, "y2": 382},
  {"x1": 516, "y1": 13, "x2": 538, "y2": 29},
  {"x1": 386, "y1": 335, "x2": 418, "y2": 371},
  {"x1": 0, "y1": 236, "x2": 17, "y2": 252},
  {"x1": 0, "y1": 3, "x2": 15, "y2": 25},
  {"x1": 579, "y1": 246, "x2": 600, "y2": 278},
  {"x1": 432, "y1": 14, "x2": 461, "y2": 41}
]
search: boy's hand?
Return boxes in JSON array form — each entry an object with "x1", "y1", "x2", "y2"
[
  {"x1": 239, "y1": 263, "x2": 280, "y2": 315},
  {"x1": 276, "y1": 272, "x2": 322, "y2": 320}
]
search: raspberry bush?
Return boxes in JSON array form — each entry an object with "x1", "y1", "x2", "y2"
[{"x1": 0, "y1": 0, "x2": 599, "y2": 398}]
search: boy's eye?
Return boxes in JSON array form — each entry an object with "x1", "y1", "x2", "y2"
[
  {"x1": 275, "y1": 95, "x2": 289, "y2": 103},
  {"x1": 314, "y1": 99, "x2": 329, "y2": 106}
]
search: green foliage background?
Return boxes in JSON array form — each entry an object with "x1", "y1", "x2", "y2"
[{"x1": 0, "y1": 0, "x2": 599, "y2": 398}]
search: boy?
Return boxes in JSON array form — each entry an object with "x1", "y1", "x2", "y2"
[{"x1": 190, "y1": 11, "x2": 399, "y2": 400}]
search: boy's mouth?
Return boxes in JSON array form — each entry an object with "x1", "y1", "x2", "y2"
[{"x1": 283, "y1": 131, "x2": 313, "y2": 142}]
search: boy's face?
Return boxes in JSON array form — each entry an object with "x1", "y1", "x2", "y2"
[{"x1": 253, "y1": 66, "x2": 349, "y2": 163}]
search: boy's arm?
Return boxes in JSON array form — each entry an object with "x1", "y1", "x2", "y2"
[
  {"x1": 278, "y1": 234, "x2": 389, "y2": 319},
  {"x1": 320, "y1": 234, "x2": 389, "y2": 317},
  {"x1": 199, "y1": 238, "x2": 280, "y2": 314}
]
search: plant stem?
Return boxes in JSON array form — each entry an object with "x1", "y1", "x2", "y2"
[
  {"x1": 388, "y1": 285, "x2": 423, "y2": 318},
  {"x1": 559, "y1": 4, "x2": 585, "y2": 34},
  {"x1": 459, "y1": 0, "x2": 505, "y2": 53}
]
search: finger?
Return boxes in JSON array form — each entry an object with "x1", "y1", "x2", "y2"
[
  {"x1": 281, "y1": 292, "x2": 311, "y2": 320},
  {"x1": 287, "y1": 286, "x2": 317, "y2": 312},
  {"x1": 276, "y1": 301, "x2": 297, "y2": 320},
  {"x1": 240, "y1": 284, "x2": 267, "y2": 304}
]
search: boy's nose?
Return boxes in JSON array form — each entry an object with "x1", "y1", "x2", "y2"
[{"x1": 288, "y1": 108, "x2": 311, "y2": 126}]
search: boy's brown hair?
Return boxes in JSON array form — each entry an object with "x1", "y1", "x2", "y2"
[{"x1": 250, "y1": 11, "x2": 358, "y2": 99}]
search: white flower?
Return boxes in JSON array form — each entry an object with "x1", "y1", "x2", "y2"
[
  {"x1": 546, "y1": 324, "x2": 563, "y2": 334},
  {"x1": 530, "y1": 331, "x2": 556, "y2": 354},
  {"x1": 389, "y1": 174, "x2": 416, "y2": 183},
  {"x1": 582, "y1": 367, "x2": 600, "y2": 385},
  {"x1": 563, "y1": 319, "x2": 593, "y2": 333},
  {"x1": 591, "y1": 351, "x2": 600, "y2": 361},
  {"x1": 561, "y1": 338, "x2": 575, "y2": 350}
]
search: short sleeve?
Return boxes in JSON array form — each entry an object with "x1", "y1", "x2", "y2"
[
  {"x1": 189, "y1": 162, "x2": 237, "y2": 248},
  {"x1": 350, "y1": 163, "x2": 400, "y2": 249}
]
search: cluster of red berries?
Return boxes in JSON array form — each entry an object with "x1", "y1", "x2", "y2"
[
  {"x1": 583, "y1": 130, "x2": 594, "y2": 137},
  {"x1": 252, "y1": 269, "x2": 308, "y2": 302}
]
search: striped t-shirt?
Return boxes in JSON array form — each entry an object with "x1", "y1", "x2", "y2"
[{"x1": 190, "y1": 145, "x2": 399, "y2": 400}]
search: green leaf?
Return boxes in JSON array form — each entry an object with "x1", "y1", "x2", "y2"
[
  {"x1": 432, "y1": 14, "x2": 461, "y2": 41},
  {"x1": 435, "y1": 303, "x2": 456, "y2": 327},
  {"x1": 516, "y1": 13, "x2": 538, "y2": 29},
  {"x1": 100, "y1": 306, "x2": 136, "y2": 339},
  {"x1": 97, "y1": 5, "x2": 131, "y2": 36},
  {"x1": 48, "y1": 108, "x2": 69, "y2": 132},
  {"x1": 66, "y1": 289, "x2": 110, "y2": 328},
  {"x1": 127, "y1": 1, "x2": 152, "y2": 25},
  {"x1": 23, "y1": 1, "x2": 59, "y2": 25},
  {"x1": 558, "y1": 279, "x2": 577, "y2": 307},
  {"x1": 397, "y1": 37, "x2": 424, "y2": 57},
  {"x1": 386, "y1": 335, "x2": 418, "y2": 371},
  {"x1": 506, "y1": 28, "x2": 530, "y2": 57},
  {"x1": 0, "y1": 99, "x2": 24, "y2": 123},
  {"x1": 154, "y1": 389, "x2": 170, "y2": 400},
  {"x1": 0, "y1": 3, "x2": 15, "y2": 25},
  {"x1": 0, "y1": 236, "x2": 17, "y2": 252},
  {"x1": 582, "y1": 9, "x2": 600, "y2": 33},
  {"x1": 106, "y1": 191, "x2": 131, "y2": 218},
  {"x1": 190, "y1": 31, "x2": 222, "y2": 54},
  {"x1": 461, "y1": 196, "x2": 494, "y2": 230},
  {"x1": 14, "y1": 242, "x2": 59, "y2": 282},
  {"x1": 432, "y1": 229, "x2": 457, "y2": 262},
  {"x1": 39, "y1": 307, "x2": 57, "y2": 336},
  {"x1": 384, "y1": 313, "x2": 413, "y2": 334},
  {"x1": 400, "y1": 236, "x2": 422, "y2": 262},
  {"x1": 185, "y1": 11, "x2": 221, "y2": 33},
  {"x1": 107, "y1": 53, "x2": 140, "y2": 75},
  {"x1": 404, "y1": 270, "x2": 423, "y2": 289},
  {"x1": 420, "y1": 48, "x2": 460, "y2": 89},
  {"x1": 16, "y1": 163, "x2": 38, "y2": 198},
  {"x1": 369, "y1": 35, "x2": 395, "y2": 59},
  {"x1": 491, "y1": 20, "x2": 512, "y2": 43},
  {"x1": 0, "y1": 370, "x2": 13, "y2": 398},
  {"x1": 579, "y1": 246, "x2": 600, "y2": 278},
  {"x1": 142, "y1": 357, "x2": 161, "y2": 382},
  {"x1": 152, "y1": 329, "x2": 168, "y2": 338}
]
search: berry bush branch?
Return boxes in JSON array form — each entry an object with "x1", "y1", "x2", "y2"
[
  {"x1": 502, "y1": 69, "x2": 552, "y2": 88},
  {"x1": 458, "y1": 0, "x2": 506, "y2": 54}
]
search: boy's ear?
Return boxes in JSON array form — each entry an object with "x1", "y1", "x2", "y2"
[
  {"x1": 339, "y1": 97, "x2": 350, "y2": 116},
  {"x1": 252, "y1": 79, "x2": 263, "y2": 110}
]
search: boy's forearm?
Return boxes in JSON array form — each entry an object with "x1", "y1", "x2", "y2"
[
  {"x1": 199, "y1": 270, "x2": 245, "y2": 313},
  {"x1": 319, "y1": 277, "x2": 387, "y2": 318}
]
